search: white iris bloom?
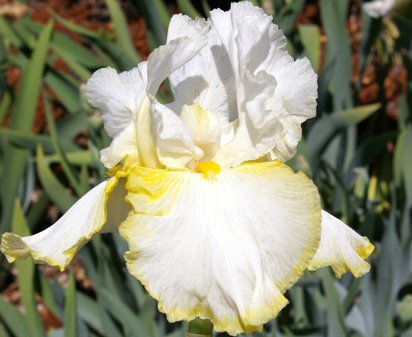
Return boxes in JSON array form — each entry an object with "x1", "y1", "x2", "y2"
[{"x1": 1, "y1": 2, "x2": 374, "y2": 335}]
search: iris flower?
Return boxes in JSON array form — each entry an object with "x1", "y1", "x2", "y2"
[{"x1": 1, "y1": 2, "x2": 374, "y2": 335}]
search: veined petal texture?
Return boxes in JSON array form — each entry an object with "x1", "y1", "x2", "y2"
[{"x1": 120, "y1": 161, "x2": 321, "y2": 335}]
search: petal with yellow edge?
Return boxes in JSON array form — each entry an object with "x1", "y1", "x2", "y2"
[
  {"x1": 120, "y1": 161, "x2": 321, "y2": 336},
  {"x1": 0, "y1": 176, "x2": 128, "y2": 271},
  {"x1": 308, "y1": 210, "x2": 374, "y2": 278}
]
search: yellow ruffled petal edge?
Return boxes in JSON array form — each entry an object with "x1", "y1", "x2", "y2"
[
  {"x1": 307, "y1": 208, "x2": 375, "y2": 279},
  {"x1": 121, "y1": 160, "x2": 321, "y2": 335},
  {"x1": 0, "y1": 173, "x2": 123, "y2": 271},
  {"x1": 308, "y1": 238, "x2": 374, "y2": 279},
  {"x1": 125, "y1": 250, "x2": 289, "y2": 335}
]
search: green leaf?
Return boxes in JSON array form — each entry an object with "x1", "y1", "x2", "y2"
[
  {"x1": 0, "y1": 17, "x2": 24, "y2": 47},
  {"x1": 0, "y1": 128, "x2": 79, "y2": 153},
  {"x1": 105, "y1": 0, "x2": 140, "y2": 64},
  {"x1": 177, "y1": 0, "x2": 202, "y2": 18},
  {"x1": 0, "y1": 298, "x2": 30, "y2": 337},
  {"x1": 276, "y1": 0, "x2": 305, "y2": 36},
  {"x1": 44, "y1": 96, "x2": 82, "y2": 195},
  {"x1": 307, "y1": 103, "x2": 381, "y2": 167},
  {"x1": 1, "y1": 20, "x2": 53, "y2": 232},
  {"x1": 39, "y1": 273, "x2": 59, "y2": 317},
  {"x1": 135, "y1": 0, "x2": 166, "y2": 45},
  {"x1": 64, "y1": 269, "x2": 77, "y2": 337},
  {"x1": 76, "y1": 293, "x2": 103, "y2": 335},
  {"x1": 50, "y1": 11, "x2": 101, "y2": 39},
  {"x1": 100, "y1": 289, "x2": 152, "y2": 337},
  {"x1": 320, "y1": 0, "x2": 352, "y2": 110},
  {"x1": 13, "y1": 200, "x2": 47, "y2": 337},
  {"x1": 55, "y1": 112, "x2": 89, "y2": 140},
  {"x1": 394, "y1": 126, "x2": 412, "y2": 201},
  {"x1": 298, "y1": 24, "x2": 321, "y2": 72},
  {"x1": 0, "y1": 91, "x2": 11, "y2": 125},
  {"x1": 318, "y1": 270, "x2": 347, "y2": 337},
  {"x1": 44, "y1": 70, "x2": 82, "y2": 114},
  {"x1": 36, "y1": 145, "x2": 76, "y2": 212},
  {"x1": 45, "y1": 151, "x2": 92, "y2": 167}
]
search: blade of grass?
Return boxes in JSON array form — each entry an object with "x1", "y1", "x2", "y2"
[
  {"x1": 0, "y1": 298, "x2": 30, "y2": 337},
  {"x1": 0, "y1": 91, "x2": 11, "y2": 125},
  {"x1": 64, "y1": 269, "x2": 77, "y2": 337},
  {"x1": 177, "y1": 0, "x2": 202, "y2": 18},
  {"x1": 39, "y1": 272, "x2": 59, "y2": 317},
  {"x1": 298, "y1": 24, "x2": 321, "y2": 72},
  {"x1": 135, "y1": 0, "x2": 166, "y2": 45},
  {"x1": 0, "y1": 38, "x2": 7, "y2": 98},
  {"x1": 25, "y1": 19, "x2": 103, "y2": 68},
  {"x1": 50, "y1": 11, "x2": 101, "y2": 39},
  {"x1": 318, "y1": 270, "x2": 348, "y2": 337},
  {"x1": 0, "y1": 323, "x2": 9, "y2": 337},
  {"x1": 46, "y1": 151, "x2": 92, "y2": 167},
  {"x1": 44, "y1": 96, "x2": 83, "y2": 196},
  {"x1": 13, "y1": 200, "x2": 47, "y2": 337},
  {"x1": 44, "y1": 70, "x2": 82, "y2": 114},
  {"x1": 0, "y1": 128, "x2": 79, "y2": 153},
  {"x1": 76, "y1": 293, "x2": 104, "y2": 335},
  {"x1": 36, "y1": 145, "x2": 76, "y2": 212},
  {"x1": 55, "y1": 112, "x2": 88, "y2": 140},
  {"x1": 307, "y1": 103, "x2": 381, "y2": 168},
  {"x1": 0, "y1": 17, "x2": 24, "y2": 47},
  {"x1": 276, "y1": 0, "x2": 305, "y2": 36},
  {"x1": 105, "y1": 0, "x2": 140, "y2": 63},
  {"x1": 320, "y1": 0, "x2": 352, "y2": 110},
  {"x1": 1, "y1": 20, "x2": 53, "y2": 232}
]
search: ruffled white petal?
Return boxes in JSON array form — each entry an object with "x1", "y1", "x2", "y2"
[
  {"x1": 146, "y1": 37, "x2": 206, "y2": 97},
  {"x1": 167, "y1": 14, "x2": 237, "y2": 125},
  {"x1": 146, "y1": 37, "x2": 207, "y2": 169},
  {"x1": 210, "y1": 2, "x2": 317, "y2": 166},
  {"x1": 151, "y1": 101, "x2": 204, "y2": 169},
  {"x1": 87, "y1": 64, "x2": 152, "y2": 168},
  {"x1": 120, "y1": 161, "x2": 321, "y2": 335},
  {"x1": 100, "y1": 123, "x2": 138, "y2": 168},
  {"x1": 308, "y1": 211, "x2": 374, "y2": 278},
  {"x1": 1, "y1": 177, "x2": 126, "y2": 271},
  {"x1": 86, "y1": 66, "x2": 145, "y2": 138}
]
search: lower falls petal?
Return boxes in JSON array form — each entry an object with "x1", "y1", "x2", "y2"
[
  {"x1": 1, "y1": 176, "x2": 127, "y2": 271},
  {"x1": 308, "y1": 210, "x2": 374, "y2": 278},
  {"x1": 120, "y1": 161, "x2": 321, "y2": 335}
]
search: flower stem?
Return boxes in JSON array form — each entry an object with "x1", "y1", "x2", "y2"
[{"x1": 186, "y1": 318, "x2": 213, "y2": 337}]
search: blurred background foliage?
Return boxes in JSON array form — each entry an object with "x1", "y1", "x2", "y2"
[{"x1": 0, "y1": 0, "x2": 411, "y2": 336}]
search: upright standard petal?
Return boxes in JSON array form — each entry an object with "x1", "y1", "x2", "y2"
[
  {"x1": 165, "y1": 15, "x2": 238, "y2": 161},
  {"x1": 146, "y1": 37, "x2": 207, "y2": 169},
  {"x1": 308, "y1": 211, "x2": 374, "y2": 278},
  {"x1": 87, "y1": 66, "x2": 146, "y2": 138},
  {"x1": 210, "y1": 2, "x2": 317, "y2": 166},
  {"x1": 87, "y1": 64, "x2": 150, "y2": 168},
  {"x1": 1, "y1": 176, "x2": 126, "y2": 271},
  {"x1": 120, "y1": 161, "x2": 321, "y2": 335},
  {"x1": 167, "y1": 14, "x2": 237, "y2": 124}
]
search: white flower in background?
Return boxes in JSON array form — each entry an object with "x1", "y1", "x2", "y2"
[
  {"x1": 1, "y1": 2, "x2": 374, "y2": 335},
  {"x1": 363, "y1": 0, "x2": 398, "y2": 18}
]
